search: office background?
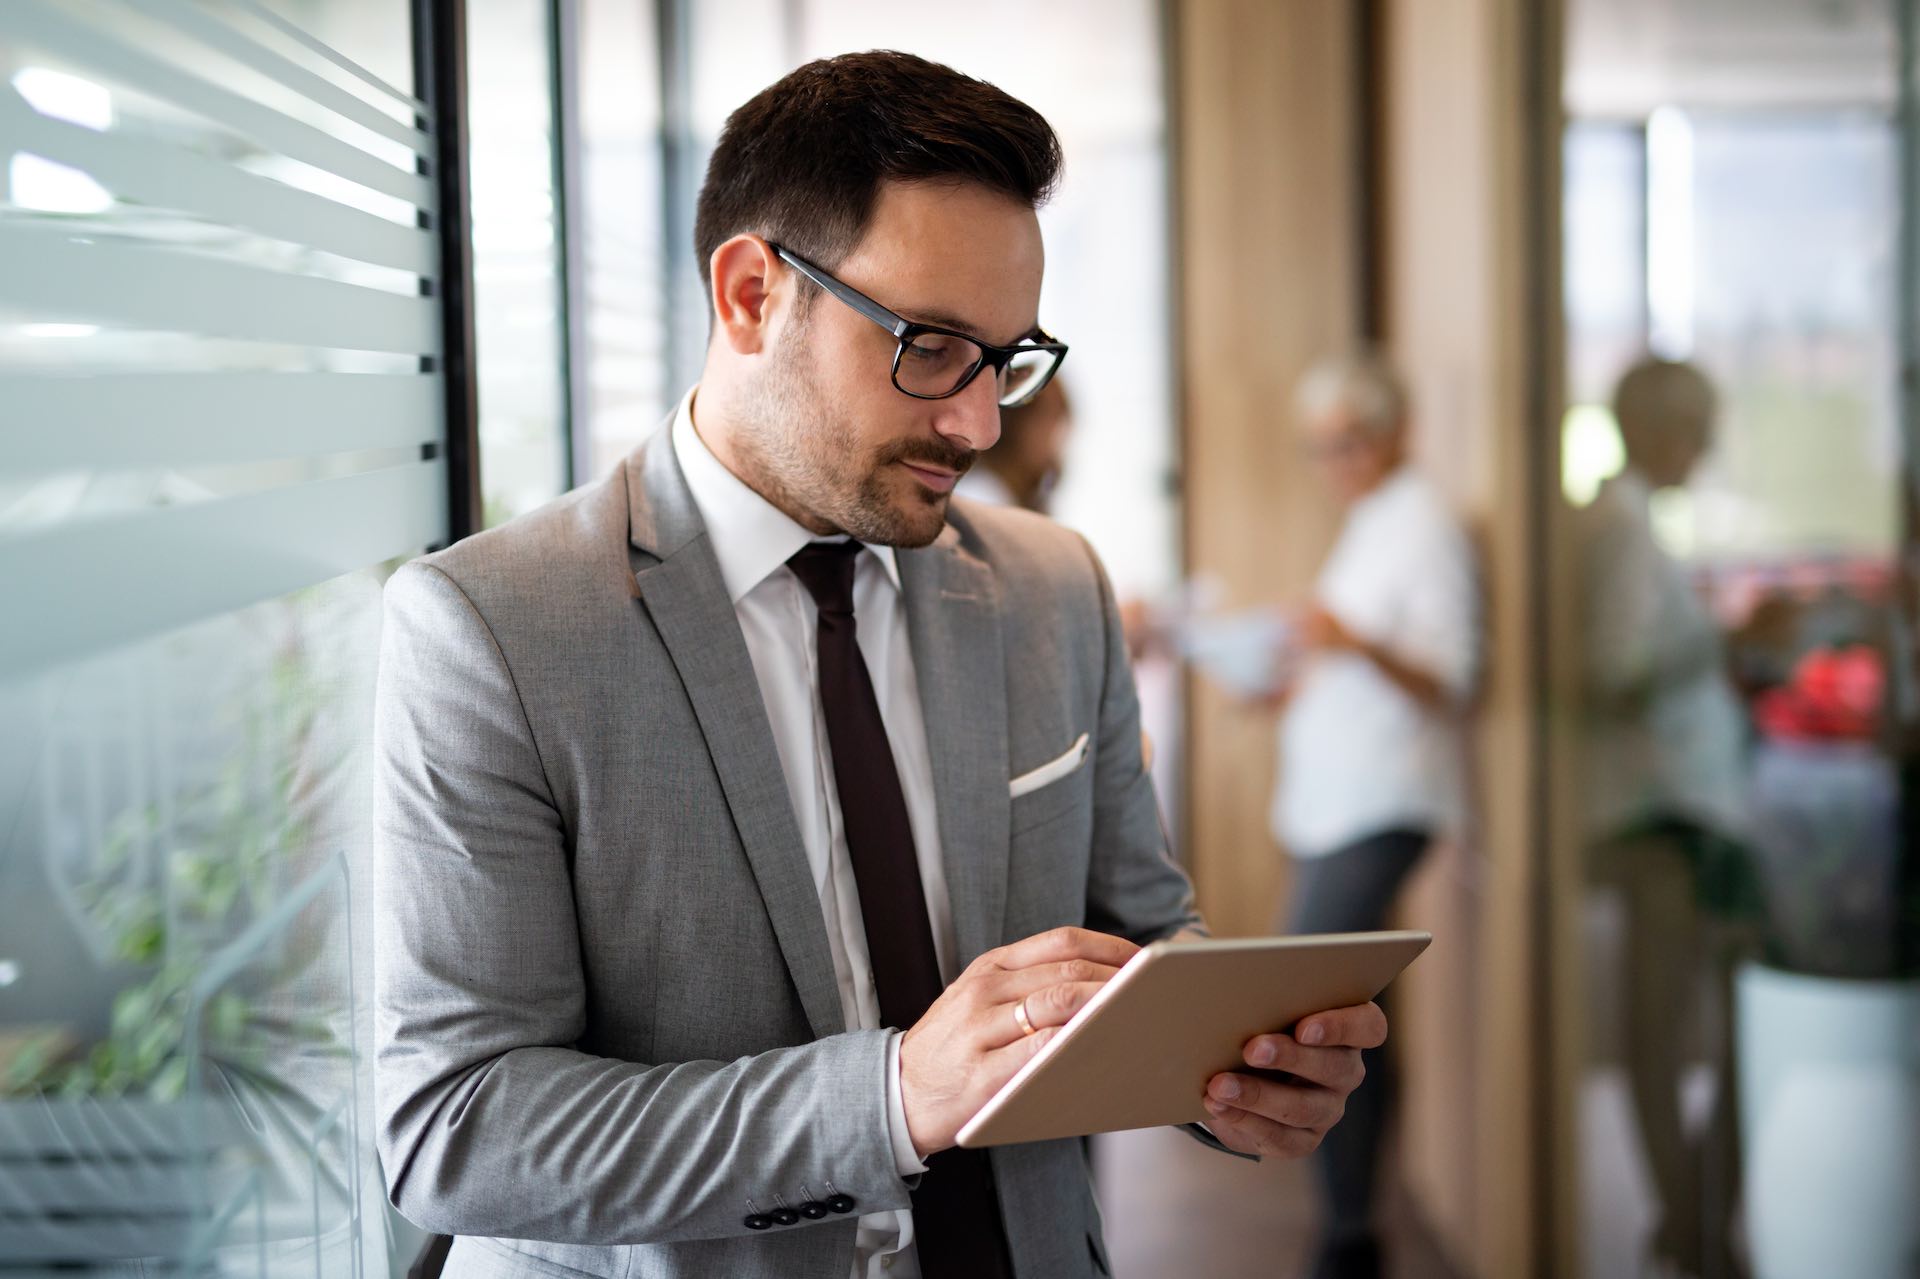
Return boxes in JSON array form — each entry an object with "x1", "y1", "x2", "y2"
[{"x1": 2, "y1": 1, "x2": 1916, "y2": 1275}]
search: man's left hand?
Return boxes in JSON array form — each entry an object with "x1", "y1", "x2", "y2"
[{"x1": 1200, "y1": 1002, "x2": 1388, "y2": 1158}]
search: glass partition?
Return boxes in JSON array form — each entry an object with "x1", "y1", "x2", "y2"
[
  {"x1": 565, "y1": 0, "x2": 668, "y2": 481},
  {"x1": 465, "y1": 2, "x2": 568, "y2": 526},
  {"x1": 1558, "y1": 3, "x2": 1917, "y2": 1276},
  {"x1": 0, "y1": 1, "x2": 446, "y2": 1272}
]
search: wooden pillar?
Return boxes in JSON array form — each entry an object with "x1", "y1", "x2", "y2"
[
  {"x1": 1173, "y1": 0, "x2": 1359, "y2": 942},
  {"x1": 1376, "y1": 0, "x2": 1561, "y2": 1273},
  {"x1": 1174, "y1": 0, "x2": 1562, "y2": 1274}
]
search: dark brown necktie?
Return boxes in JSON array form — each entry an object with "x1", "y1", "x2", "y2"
[{"x1": 785, "y1": 540, "x2": 1014, "y2": 1279}]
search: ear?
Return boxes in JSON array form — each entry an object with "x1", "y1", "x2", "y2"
[{"x1": 709, "y1": 234, "x2": 782, "y2": 356}]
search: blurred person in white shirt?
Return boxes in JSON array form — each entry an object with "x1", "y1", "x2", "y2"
[
  {"x1": 1271, "y1": 351, "x2": 1480, "y2": 1279},
  {"x1": 1580, "y1": 357, "x2": 1754, "y2": 1279}
]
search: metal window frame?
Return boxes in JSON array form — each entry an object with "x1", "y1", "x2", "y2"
[
  {"x1": 655, "y1": 0, "x2": 700, "y2": 400},
  {"x1": 1896, "y1": 0, "x2": 1920, "y2": 976},
  {"x1": 413, "y1": 0, "x2": 480, "y2": 544},
  {"x1": 553, "y1": 0, "x2": 588, "y2": 490}
]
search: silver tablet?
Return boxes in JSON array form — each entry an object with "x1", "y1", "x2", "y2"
[{"x1": 956, "y1": 930, "x2": 1431, "y2": 1149}]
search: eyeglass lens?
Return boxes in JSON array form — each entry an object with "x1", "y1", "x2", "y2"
[
  {"x1": 996, "y1": 348, "x2": 1056, "y2": 407},
  {"x1": 895, "y1": 332, "x2": 984, "y2": 398},
  {"x1": 894, "y1": 333, "x2": 1056, "y2": 407}
]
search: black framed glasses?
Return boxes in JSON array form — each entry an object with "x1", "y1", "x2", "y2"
[{"x1": 768, "y1": 242, "x2": 1068, "y2": 409}]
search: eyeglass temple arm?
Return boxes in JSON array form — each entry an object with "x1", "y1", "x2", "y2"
[
  {"x1": 768, "y1": 243, "x2": 911, "y2": 337},
  {"x1": 771, "y1": 242, "x2": 1067, "y2": 359}
]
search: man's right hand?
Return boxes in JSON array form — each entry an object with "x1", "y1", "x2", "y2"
[{"x1": 898, "y1": 926, "x2": 1139, "y2": 1159}]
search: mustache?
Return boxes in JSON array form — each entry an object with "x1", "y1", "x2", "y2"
[{"x1": 876, "y1": 438, "x2": 976, "y2": 475}]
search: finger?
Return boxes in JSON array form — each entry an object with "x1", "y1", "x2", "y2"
[
  {"x1": 1294, "y1": 1002, "x2": 1388, "y2": 1051},
  {"x1": 1013, "y1": 981, "x2": 1108, "y2": 1032},
  {"x1": 1205, "y1": 1071, "x2": 1345, "y2": 1132},
  {"x1": 988, "y1": 958, "x2": 1125, "y2": 1002},
  {"x1": 976, "y1": 981, "x2": 1107, "y2": 1050},
  {"x1": 983, "y1": 926, "x2": 1139, "y2": 974},
  {"x1": 1241, "y1": 1034, "x2": 1366, "y2": 1093},
  {"x1": 979, "y1": 1022, "x2": 1062, "y2": 1082},
  {"x1": 1200, "y1": 1099, "x2": 1323, "y2": 1159}
]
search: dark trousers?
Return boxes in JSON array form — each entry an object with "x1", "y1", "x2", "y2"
[{"x1": 1285, "y1": 827, "x2": 1429, "y2": 1246}]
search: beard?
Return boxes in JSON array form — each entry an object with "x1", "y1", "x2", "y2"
[{"x1": 734, "y1": 323, "x2": 973, "y2": 548}]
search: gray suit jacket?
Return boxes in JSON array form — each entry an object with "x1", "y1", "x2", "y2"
[{"x1": 372, "y1": 428, "x2": 1211, "y2": 1278}]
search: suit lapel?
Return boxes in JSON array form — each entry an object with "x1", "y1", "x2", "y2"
[
  {"x1": 898, "y1": 525, "x2": 1011, "y2": 968},
  {"x1": 623, "y1": 439, "x2": 845, "y2": 1042}
]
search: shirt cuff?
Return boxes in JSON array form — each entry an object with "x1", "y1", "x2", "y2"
[{"x1": 885, "y1": 1031, "x2": 929, "y2": 1178}]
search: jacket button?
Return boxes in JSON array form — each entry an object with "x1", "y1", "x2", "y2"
[
  {"x1": 771, "y1": 1206, "x2": 800, "y2": 1227},
  {"x1": 826, "y1": 1193, "x2": 856, "y2": 1214},
  {"x1": 743, "y1": 1213, "x2": 772, "y2": 1231},
  {"x1": 799, "y1": 1200, "x2": 827, "y2": 1219}
]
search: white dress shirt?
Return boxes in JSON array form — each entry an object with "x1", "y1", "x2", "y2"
[
  {"x1": 1577, "y1": 467, "x2": 1747, "y2": 842},
  {"x1": 672, "y1": 391, "x2": 950, "y2": 1279},
  {"x1": 1274, "y1": 466, "x2": 1479, "y2": 857}
]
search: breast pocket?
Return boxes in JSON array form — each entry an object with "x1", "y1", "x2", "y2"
[{"x1": 1009, "y1": 732, "x2": 1091, "y2": 833}]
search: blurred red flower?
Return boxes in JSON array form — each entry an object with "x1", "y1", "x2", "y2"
[{"x1": 1752, "y1": 645, "x2": 1884, "y2": 742}]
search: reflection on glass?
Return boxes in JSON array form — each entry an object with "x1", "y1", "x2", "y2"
[
  {"x1": 571, "y1": 0, "x2": 669, "y2": 478},
  {"x1": 1, "y1": 571, "x2": 386, "y2": 1271},
  {"x1": 1, "y1": 1, "x2": 436, "y2": 1272},
  {"x1": 1563, "y1": 121, "x2": 1645, "y2": 410},
  {"x1": 467, "y1": 3, "x2": 569, "y2": 527},
  {"x1": 1575, "y1": 358, "x2": 1753, "y2": 1279},
  {"x1": 1685, "y1": 116, "x2": 1899, "y2": 560},
  {"x1": 1562, "y1": 44, "x2": 1919, "y2": 1278}
]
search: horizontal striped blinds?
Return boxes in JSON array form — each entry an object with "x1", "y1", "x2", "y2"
[{"x1": 0, "y1": 0, "x2": 449, "y2": 675}]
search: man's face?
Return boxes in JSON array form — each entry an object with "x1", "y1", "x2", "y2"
[
  {"x1": 740, "y1": 180, "x2": 1045, "y2": 547},
  {"x1": 1623, "y1": 415, "x2": 1711, "y2": 489},
  {"x1": 1304, "y1": 409, "x2": 1401, "y2": 506}
]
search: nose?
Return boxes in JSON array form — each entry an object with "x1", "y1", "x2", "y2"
[{"x1": 933, "y1": 368, "x2": 1003, "y2": 454}]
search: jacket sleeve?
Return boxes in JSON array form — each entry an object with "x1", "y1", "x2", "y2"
[{"x1": 372, "y1": 561, "x2": 908, "y2": 1243}]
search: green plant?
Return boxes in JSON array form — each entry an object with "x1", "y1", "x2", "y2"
[{"x1": 5, "y1": 626, "x2": 343, "y2": 1102}]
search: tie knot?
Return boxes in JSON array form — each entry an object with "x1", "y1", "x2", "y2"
[{"x1": 786, "y1": 540, "x2": 863, "y2": 614}]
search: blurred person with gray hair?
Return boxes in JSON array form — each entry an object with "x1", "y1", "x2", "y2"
[
  {"x1": 1580, "y1": 356, "x2": 1754, "y2": 1279},
  {"x1": 1272, "y1": 351, "x2": 1481, "y2": 1279}
]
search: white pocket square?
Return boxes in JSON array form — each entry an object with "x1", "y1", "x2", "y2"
[{"x1": 1009, "y1": 733, "x2": 1091, "y2": 799}]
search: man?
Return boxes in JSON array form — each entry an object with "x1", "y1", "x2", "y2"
[
  {"x1": 374, "y1": 52, "x2": 1384, "y2": 1279},
  {"x1": 954, "y1": 376, "x2": 1073, "y2": 514},
  {"x1": 1270, "y1": 352, "x2": 1478, "y2": 1279},
  {"x1": 1580, "y1": 357, "x2": 1750, "y2": 1279}
]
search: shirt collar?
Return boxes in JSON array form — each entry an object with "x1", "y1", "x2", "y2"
[
  {"x1": 670, "y1": 387, "x2": 901, "y2": 604},
  {"x1": 1350, "y1": 462, "x2": 1417, "y2": 520},
  {"x1": 1604, "y1": 466, "x2": 1652, "y2": 513}
]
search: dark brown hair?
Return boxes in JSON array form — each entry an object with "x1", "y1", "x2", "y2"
[{"x1": 692, "y1": 51, "x2": 1062, "y2": 296}]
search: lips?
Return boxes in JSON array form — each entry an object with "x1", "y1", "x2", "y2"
[{"x1": 899, "y1": 460, "x2": 960, "y2": 494}]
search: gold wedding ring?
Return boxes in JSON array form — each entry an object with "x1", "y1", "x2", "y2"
[{"x1": 1012, "y1": 995, "x2": 1037, "y2": 1037}]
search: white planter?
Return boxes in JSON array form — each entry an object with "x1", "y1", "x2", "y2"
[{"x1": 1736, "y1": 963, "x2": 1920, "y2": 1279}]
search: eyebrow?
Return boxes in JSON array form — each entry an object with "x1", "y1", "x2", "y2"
[{"x1": 901, "y1": 307, "x2": 1043, "y2": 349}]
